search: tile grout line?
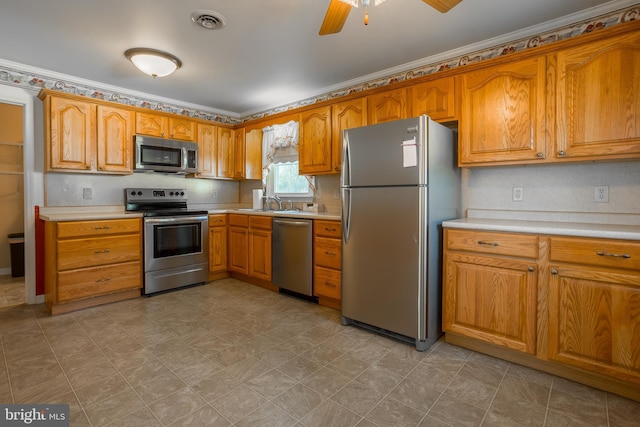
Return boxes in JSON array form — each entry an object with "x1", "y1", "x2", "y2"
[
  {"x1": 478, "y1": 360, "x2": 511, "y2": 426},
  {"x1": 542, "y1": 375, "x2": 555, "y2": 426},
  {"x1": 0, "y1": 331, "x2": 16, "y2": 404}
]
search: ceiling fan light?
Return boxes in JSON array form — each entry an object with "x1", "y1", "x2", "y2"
[{"x1": 125, "y1": 48, "x2": 182, "y2": 78}]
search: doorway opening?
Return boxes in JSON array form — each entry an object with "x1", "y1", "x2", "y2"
[{"x1": 0, "y1": 102, "x2": 25, "y2": 307}]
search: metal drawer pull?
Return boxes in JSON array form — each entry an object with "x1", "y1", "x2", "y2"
[
  {"x1": 324, "y1": 282, "x2": 337, "y2": 287},
  {"x1": 325, "y1": 228, "x2": 337, "y2": 232},
  {"x1": 528, "y1": 267, "x2": 535, "y2": 272},
  {"x1": 597, "y1": 251, "x2": 631, "y2": 259},
  {"x1": 324, "y1": 251, "x2": 337, "y2": 256},
  {"x1": 95, "y1": 278, "x2": 111, "y2": 283},
  {"x1": 94, "y1": 249, "x2": 110, "y2": 254},
  {"x1": 477, "y1": 241, "x2": 499, "y2": 246},
  {"x1": 551, "y1": 269, "x2": 558, "y2": 275},
  {"x1": 93, "y1": 226, "x2": 111, "y2": 230}
]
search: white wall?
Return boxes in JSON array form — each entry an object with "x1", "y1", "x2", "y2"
[{"x1": 461, "y1": 161, "x2": 640, "y2": 224}]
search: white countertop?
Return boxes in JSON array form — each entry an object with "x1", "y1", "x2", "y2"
[
  {"x1": 38, "y1": 206, "x2": 341, "y2": 222},
  {"x1": 443, "y1": 217, "x2": 640, "y2": 241}
]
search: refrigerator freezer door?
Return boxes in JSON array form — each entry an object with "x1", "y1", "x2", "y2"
[
  {"x1": 341, "y1": 185, "x2": 427, "y2": 340},
  {"x1": 342, "y1": 116, "x2": 426, "y2": 188}
]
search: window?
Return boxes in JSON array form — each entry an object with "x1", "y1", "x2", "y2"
[{"x1": 268, "y1": 161, "x2": 313, "y2": 198}]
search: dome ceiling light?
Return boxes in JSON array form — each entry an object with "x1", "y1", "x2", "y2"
[{"x1": 124, "y1": 48, "x2": 182, "y2": 78}]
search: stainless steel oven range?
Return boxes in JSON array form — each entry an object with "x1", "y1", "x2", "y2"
[{"x1": 125, "y1": 188, "x2": 208, "y2": 295}]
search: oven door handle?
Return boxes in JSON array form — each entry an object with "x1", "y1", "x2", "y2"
[{"x1": 144, "y1": 215, "x2": 208, "y2": 224}]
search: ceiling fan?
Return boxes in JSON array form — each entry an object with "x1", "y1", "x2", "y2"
[{"x1": 320, "y1": 0, "x2": 462, "y2": 35}]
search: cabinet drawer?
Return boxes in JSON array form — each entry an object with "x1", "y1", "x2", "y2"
[
  {"x1": 550, "y1": 237, "x2": 640, "y2": 271},
  {"x1": 208, "y1": 214, "x2": 227, "y2": 226},
  {"x1": 250, "y1": 215, "x2": 272, "y2": 230},
  {"x1": 314, "y1": 266, "x2": 341, "y2": 300},
  {"x1": 57, "y1": 235, "x2": 141, "y2": 270},
  {"x1": 229, "y1": 214, "x2": 249, "y2": 227},
  {"x1": 57, "y1": 218, "x2": 141, "y2": 239},
  {"x1": 315, "y1": 220, "x2": 341, "y2": 238},
  {"x1": 446, "y1": 229, "x2": 538, "y2": 259},
  {"x1": 57, "y1": 261, "x2": 142, "y2": 302},
  {"x1": 315, "y1": 237, "x2": 341, "y2": 270}
]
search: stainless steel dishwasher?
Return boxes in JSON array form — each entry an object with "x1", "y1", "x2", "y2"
[{"x1": 272, "y1": 218, "x2": 313, "y2": 296}]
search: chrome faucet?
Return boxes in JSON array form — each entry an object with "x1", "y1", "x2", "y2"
[{"x1": 264, "y1": 195, "x2": 283, "y2": 211}]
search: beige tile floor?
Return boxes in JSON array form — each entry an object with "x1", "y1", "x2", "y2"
[
  {"x1": 1, "y1": 278, "x2": 639, "y2": 426},
  {"x1": 0, "y1": 274, "x2": 24, "y2": 307}
]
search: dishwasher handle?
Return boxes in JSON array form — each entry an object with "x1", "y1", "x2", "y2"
[{"x1": 273, "y1": 219, "x2": 311, "y2": 227}]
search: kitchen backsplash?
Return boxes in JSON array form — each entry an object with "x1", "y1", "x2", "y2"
[{"x1": 462, "y1": 161, "x2": 640, "y2": 225}]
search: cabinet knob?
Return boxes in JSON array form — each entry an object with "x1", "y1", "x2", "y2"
[
  {"x1": 551, "y1": 269, "x2": 558, "y2": 275},
  {"x1": 558, "y1": 150, "x2": 566, "y2": 156},
  {"x1": 528, "y1": 267, "x2": 535, "y2": 272},
  {"x1": 537, "y1": 152, "x2": 544, "y2": 158}
]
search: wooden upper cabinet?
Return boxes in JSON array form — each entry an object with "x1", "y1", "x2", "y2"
[
  {"x1": 234, "y1": 128, "x2": 245, "y2": 179},
  {"x1": 196, "y1": 123, "x2": 217, "y2": 178},
  {"x1": 135, "y1": 112, "x2": 195, "y2": 141},
  {"x1": 96, "y1": 105, "x2": 134, "y2": 173},
  {"x1": 169, "y1": 117, "x2": 195, "y2": 141},
  {"x1": 245, "y1": 128, "x2": 263, "y2": 180},
  {"x1": 332, "y1": 98, "x2": 367, "y2": 173},
  {"x1": 367, "y1": 88, "x2": 407, "y2": 124},
  {"x1": 135, "y1": 112, "x2": 167, "y2": 137},
  {"x1": 47, "y1": 96, "x2": 95, "y2": 171},
  {"x1": 554, "y1": 31, "x2": 640, "y2": 160},
  {"x1": 216, "y1": 127, "x2": 235, "y2": 178},
  {"x1": 299, "y1": 105, "x2": 332, "y2": 175},
  {"x1": 458, "y1": 56, "x2": 547, "y2": 166},
  {"x1": 408, "y1": 77, "x2": 456, "y2": 122}
]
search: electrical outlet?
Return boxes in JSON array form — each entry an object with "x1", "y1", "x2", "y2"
[
  {"x1": 595, "y1": 185, "x2": 609, "y2": 203},
  {"x1": 212, "y1": 190, "x2": 218, "y2": 199},
  {"x1": 333, "y1": 189, "x2": 340, "y2": 200},
  {"x1": 82, "y1": 188, "x2": 92, "y2": 199},
  {"x1": 512, "y1": 186, "x2": 523, "y2": 202}
]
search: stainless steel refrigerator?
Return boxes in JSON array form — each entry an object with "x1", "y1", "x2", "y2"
[{"x1": 340, "y1": 115, "x2": 460, "y2": 351}]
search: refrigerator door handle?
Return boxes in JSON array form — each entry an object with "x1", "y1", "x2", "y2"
[
  {"x1": 341, "y1": 188, "x2": 351, "y2": 243},
  {"x1": 341, "y1": 131, "x2": 350, "y2": 187}
]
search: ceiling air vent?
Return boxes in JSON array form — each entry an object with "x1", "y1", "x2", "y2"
[{"x1": 191, "y1": 10, "x2": 226, "y2": 30}]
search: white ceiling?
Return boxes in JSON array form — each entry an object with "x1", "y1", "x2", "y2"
[{"x1": 0, "y1": 0, "x2": 628, "y2": 118}]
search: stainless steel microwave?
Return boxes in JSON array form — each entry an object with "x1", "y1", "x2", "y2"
[{"x1": 134, "y1": 135, "x2": 198, "y2": 174}]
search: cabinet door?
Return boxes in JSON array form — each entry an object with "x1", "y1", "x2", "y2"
[
  {"x1": 443, "y1": 252, "x2": 538, "y2": 354},
  {"x1": 249, "y1": 229, "x2": 272, "y2": 281},
  {"x1": 299, "y1": 106, "x2": 332, "y2": 175},
  {"x1": 332, "y1": 98, "x2": 367, "y2": 173},
  {"x1": 197, "y1": 123, "x2": 217, "y2": 177},
  {"x1": 96, "y1": 105, "x2": 134, "y2": 173},
  {"x1": 458, "y1": 56, "x2": 547, "y2": 165},
  {"x1": 234, "y1": 128, "x2": 245, "y2": 179},
  {"x1": 208, "y1": 225, "x2": 227, "y2": 273},
  {"x1": 548, "y1": 266, "x2": 640, "y2": 385},
  {"x1": 555, "y1": 31, "x2": 640, "y2": 160},
  {"x1": 169, "y1": 117, "x2": 195, "y2": 141},
  {"x1": 216, "y1": 127, "x2": 235, "y2": 178},
  {"x1": 409, "y1": 77, "x2": 456, "y2": 122},
  {"x1": 228, "y1": 226, "x2": 248, "y2": 274},
  {"x1": 245, "y1": 128, "x2": 263, "y2": 180},
  {"x1": 367, "y1": 88, "x2": 407, "y2": 124},
  {"x1": 135, "y1": 112, "x2": 167, "y2": 137},
  {"x1": 48, "y1": 97, "x2": 95, "y2": 171}
]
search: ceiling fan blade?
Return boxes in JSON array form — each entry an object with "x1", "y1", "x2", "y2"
[
  {"x1": 319, "y1": 0, "x2": 352, "y2": 35},
  {"x1": 422, "y1": 0, "x2": 462, "y2": 13}
]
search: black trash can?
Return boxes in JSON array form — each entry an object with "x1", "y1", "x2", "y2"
[{"x1": 8, "y1": 232, "x2": 25, "y2": 278}]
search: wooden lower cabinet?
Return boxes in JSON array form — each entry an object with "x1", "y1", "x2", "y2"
[
  {"x1": 443, "y1": 229, "x2": 538, "y2": 354},
  {"x1": 208, "y1": 214, "x2": 227, "y2": 275},
  {"x1": 313, "y1": 220, "x2": 342, "y2": 309},
  {"x1": 44, "y1": 218, "x2": 143, "y2": 314},
  {"x1": 249, "y1": 216, "x2": 272, "y2": 281},
  {"x1": 228, "y1": 214, "x2": 249, "y2": 274},
  {"x1": 547, "y1": 236, "x2": 640, "y2": 387},
  {"x1": 443, "y1": 228, "x2": 640, "y2": 401}
]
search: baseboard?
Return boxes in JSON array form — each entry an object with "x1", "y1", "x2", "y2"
[{"x1": 0, "y1": 267, "x2": 12, "y2": 276}]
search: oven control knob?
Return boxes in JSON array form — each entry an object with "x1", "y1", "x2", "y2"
[
  {"x1": 137, "y1": 191, "x2": 142, "y2": 196},
  {"x1": 180, "y1": 191, "x2": 184, "y2": 196},
  {"x1": 130, "y1": 191, "x2": 135, "y2": 196},
  {"x1": 170, "y1": 192, "x2": 175, "y2": 196}
]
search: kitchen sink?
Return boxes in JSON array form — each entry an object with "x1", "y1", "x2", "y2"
[{"x1": 272, "y1": 210, "x2": 302, "y2": 214}]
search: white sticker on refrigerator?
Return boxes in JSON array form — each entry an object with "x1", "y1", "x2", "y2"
[{"x1": 402, "y1": 137, "x2": 417, "y2": 167}]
